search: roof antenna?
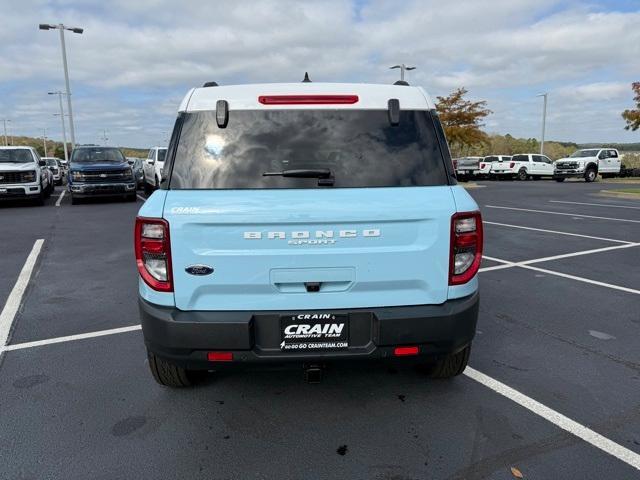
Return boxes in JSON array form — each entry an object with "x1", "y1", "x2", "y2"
[{"x1": 302, "y1": 72, "x2": 311, "y2": 83}]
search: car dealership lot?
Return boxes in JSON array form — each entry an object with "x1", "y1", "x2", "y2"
[{"x1": 1, "y1": 182, "x2": 639, "y2": 479}]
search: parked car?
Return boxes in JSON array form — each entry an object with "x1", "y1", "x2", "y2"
[
  {"x1": 554, "y1": 148, "x2": 622, "y2": 182},
  {"x1": 142, "y1": 146, "x2": 167, "y2": 194},
  {"x1": 68, "y1": 146, "x2": 137, "y2": 204},
  {"x1": 136, "y1": 81, "x2": 482, "y2": 387},
  {"x1": 476, "y1": 158, "x2": 493, "y2": 178},
  {"x1": 491, "y1": 153, "x2": 554, "y2": 180},
  {"x1": 129, "y1": 158, "x2": 144, "y2": 188},
  {"x1": 42, "y1": 157, "x2": 64, "y2": 185},
  {"x1": 485, "y1": 155, "x2": 512, "y2": 179},
  {"x1": 455, "y1": 156, "x2": 483, "y2": 181},
  {"x1": 0, "y1": 146, "x2": 53, "y2": 205}
]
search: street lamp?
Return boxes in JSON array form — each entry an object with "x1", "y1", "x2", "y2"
[
  {"x1": 537, "y1": 93, "x2": 548, "y2": 155},
  {"x1": 48, "y1": 91, "x2": 69, "y2": 162},
  {"x1": 390, "y1": 64, "x2": 416, "y2": 83},
  {"x1": 39, "y1": 23, "x2": 83, "y2": 149},
  {"x1": 1, "y1": 119, "x2": 10, "y2": 146}
]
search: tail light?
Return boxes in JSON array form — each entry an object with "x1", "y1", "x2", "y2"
[
  {"x1": 479, "y1": 163, "x2": 486, "y2": 169},
  {"x1": 258, "y1": 95, "x2": 358, "y2": 105},
  {"x1": 135, "y1": 217, "x2": 173, "y2": 292},
  {"x1": 449, "y1": 211, "x2": 483, "y2": 285},
  {"x1": 509, "y1": 162, "x2": 515, "y2": 168}
]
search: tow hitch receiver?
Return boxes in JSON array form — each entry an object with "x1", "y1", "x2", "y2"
[{"x1": 304, "y1": 364, "x2": 324, "y2": 384}]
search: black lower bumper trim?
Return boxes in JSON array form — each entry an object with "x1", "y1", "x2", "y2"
[{"x1": 140, "y1": 292, "x2": 479, "y2": 369}]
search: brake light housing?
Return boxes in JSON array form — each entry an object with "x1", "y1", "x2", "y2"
[
  {"x1": 509, "y1": 162, "x2": 515, "y2": 168},
  {"x1": 449, "y1": 211, "x2": 483, "y2": 285},
  {"x1": 479, "y1": 163, "x2": 485, "y2": 169},
  {"x1": 135, "y1": 217, "x2": 173, "y2": 292},
  {"x1": 258, "y1": 95, "x2": 359, "y2": 105}
]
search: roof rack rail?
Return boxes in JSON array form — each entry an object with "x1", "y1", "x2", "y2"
[{"x1": 202, "y1": 81, "x2": 219, "y2": 87}]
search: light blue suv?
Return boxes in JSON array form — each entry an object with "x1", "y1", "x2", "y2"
[{"x1": 135, "y1": 82, "x2": 482, "y2": 386}]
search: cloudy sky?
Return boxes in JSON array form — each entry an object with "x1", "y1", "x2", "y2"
[{"x1": 1, "y1": 0, "x2": 639, "y2": 148}]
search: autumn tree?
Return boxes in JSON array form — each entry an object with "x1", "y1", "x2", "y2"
[
  {"x1": 622, "y1": 82, "x2": 640, "y2": 131},
  {"x1": 435, "y1": 87, "x2": 492, "y2": 157}
]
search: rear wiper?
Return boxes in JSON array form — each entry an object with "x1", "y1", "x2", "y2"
[{"x1": 263, "y1": 168, "x2": 334, "y2": 186}]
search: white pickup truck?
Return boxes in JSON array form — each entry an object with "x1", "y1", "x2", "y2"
[
  {"x1": 0, "y1": 146, "x2": 54, "y2": 205},
  {"x1": 554, "y1": 148, "x2": 621, "y2": 182},
  {"x1": 491, "y1": 153, "x2": 554, "y2": 180},
  {"x1": 142, "y1": 146, "x2": 168, "y2": 194}
]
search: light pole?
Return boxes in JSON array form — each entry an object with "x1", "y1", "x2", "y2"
[
  {"x1": 1, "y1": 119, "x2": 9, "y2": 146},
  {"x1": 39, "y1": 23, "x2": 83, "y2": 149},
  {"x1": 390, "y1": 64, "x2": 416, "y2": 82},
  {"x1": 101, "y1": 130, "x2": 109, "y2": 146},
  {"x1": 49, "y1": 91, "x2": 69, "y2": 162},
  {"x1": 537, "y1": 93, "x2": 548, "y2": 155},
  {"x1": 42, "y1": 128, "x2": 48, "y2": 157}
]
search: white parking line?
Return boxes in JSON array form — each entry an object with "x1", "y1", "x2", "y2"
[
  {"x1": 519, "y1": 242, "x2": 640, "y2": 265},
  {"x1": 136, "y1": 194, "x2": 146, "y2": 202},
  {"x1": 1, "y1": 324, "x2": 142, "y2": 352},
  {"x1": 550, "y1": 200, "x2": 640, "y2": 210},
  {"x1": 483, "y1": 221, "x2": 633, "y2": 244},
  {"x1": 0, "y1": 240, "x2": 45, "y2": 349},
  {"x1": 482, "y1": 255, "x2": 640, "y2": 295},
  {"x1": 55, "y1": 190, "x2": 65, "y2": 207},
  {"x1": 485, "y1": 205, "x2": 640, "y2": 224},
  {"x1": 465, "y1": 367, "x2": 640, "y2": 471}
]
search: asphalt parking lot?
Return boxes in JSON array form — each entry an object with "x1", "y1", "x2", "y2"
[{"x1": 1, "y1": 181, "x2": 639, "y2": 479}]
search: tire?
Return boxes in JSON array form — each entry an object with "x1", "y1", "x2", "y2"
[
  {"x1": 584, "y1": 168, "x2": 597, "y2": 183},
  {"x1": 155, "y1": 176, "x2": 161, "y2": 190},
  {"x1": 427, "y1": 344, "x2": 472, "y2": 379},
  {"x1": 555, "y1": 178, "x2": 565, "y2": 182},
  {"x1": 517, "y1": 169, "x2": 529, "y2": 181},
  {"x1": 147, "y1": 350, "x2": 197, "y2": 388},
  {"x1": 34, "y1": 190, "x2": 45, "y2": 206},
  {"x1": 127, "y1": 193, "x2": 137, "y2": 202},
  {"x1": 144, "y1": 181, "x2": 153, "y2": 196}
]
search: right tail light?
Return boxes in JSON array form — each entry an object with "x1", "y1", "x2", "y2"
[
  {"x1": 509, "y1": 162, "x2": 515, "y2": 168},
  {"x1": 449, "y1": 211, "x2": 483, "y2": 285}
]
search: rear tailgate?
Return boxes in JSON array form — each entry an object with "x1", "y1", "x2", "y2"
[{"x1": 164, "y1": 186, "x2": 456, "y2": 311}]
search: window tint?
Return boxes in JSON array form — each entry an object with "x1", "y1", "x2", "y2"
[
  {"x1": 512, "y1": 154, "x2": 528, "y2": 162},
  {"x1": 157, "y1": 149, "x2": 166, "y2": 163},
  {"x1": 170, "y1": 109, "x2": 448, "y2": 189},
  {"x1": 484, "y1": 156, "x2": 498, "y2": 162},
  {"x1": 608, "y1": 150, "x2": 618, "y2": 158},
  {"x1": 0, "y1": 149, "x2": 34, "y2": 163}
]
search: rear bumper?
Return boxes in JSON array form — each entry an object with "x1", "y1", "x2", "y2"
[{"x1": 139, "y1": 292, "x2": 479, "y2": 369}]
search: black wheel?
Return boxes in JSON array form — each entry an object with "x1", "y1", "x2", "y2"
[
  {"x1": 147, "y1": 350, "x2": 198, "y2": 388},
  {"x1": 155, "y1": 176, "x2": 161, "y2": 190},
  {"x1": 584, "y1": 168, "x2": 597, "y2": 183},
  {"x1": 144, "y1": 181, "x2": 153, "y2": 195},
  {"x1": 34, "y1": 190, "x2": 45, "y2": 206},
  {"x1": 517, "y1": 169, "x2": 529, "y2": 181},
  {"x1": 126, "y1": 193, "x2": 137, "y2": 202},
  {"x1": 555, "y1": 178, "x2": 565, "y2": 182},
  {"x1": 427, "y1": 344, "x2": 471, "y2": 379}
]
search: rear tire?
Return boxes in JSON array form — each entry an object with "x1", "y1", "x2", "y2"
[
  {"x1": 555, "y1": 178, "x2": 565, "y2": 182},
  {"x1": 584, "y1": 168, "x2": 597, "y2": 183},
  {"x1": 147, "y1": 350, "x2": 197, "y2": 388},
  {"x1": 34, "y1": 190, "x2": 45, "y2": 206},
  {"x1": 517, "y1": 169, "x2": 529, "y2": 181},
  {"x1": 427, "y1": 344, "x2": 471, "y2": 379}
]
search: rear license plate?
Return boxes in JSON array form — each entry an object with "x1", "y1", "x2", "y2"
[
  {"x1": 280, "y1": 314, "x2": 349, "y2": 351},
  {"x1": 0, "y1": 188, "x2": 7, "y2": 193}
]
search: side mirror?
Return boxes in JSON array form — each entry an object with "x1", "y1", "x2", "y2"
[{"x1": 39, "y1": 159, "x2": 46, "y2": 167}]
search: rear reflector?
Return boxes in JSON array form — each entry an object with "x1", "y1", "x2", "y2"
[
  {"x1": 394, "y1": 346, "x2": 419, "y2": 357},
  {"x1": 258, "y1": 95, "x2": 359, "y2": 105},
  {"x1": 207, "y1": 351, "x2": 233, "y2": 362}
]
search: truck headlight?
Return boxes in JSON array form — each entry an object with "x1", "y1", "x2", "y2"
[
  {"x1": 23, "y1": 171, "x2": 36, "y2": 182},
  {"x1": 71, "y1": 171, "x2": 85, "y2": 181}
]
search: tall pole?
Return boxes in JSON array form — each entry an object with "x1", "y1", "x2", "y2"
[
  {"x1": 58, "y1": 25, "x2": 76, "y2": 148},
  {"x1": 2, "y1": 120, "x2": 7, "y2": 146},
  {"x1": 50, "y1": 91, "x2": 69, "y2": 162},
  {"x1": 539, "y1": 93, "x2": 548, "y2": 155},
  {"x1": 43, "y1": 128, "x2": 48, "y2": 157}
]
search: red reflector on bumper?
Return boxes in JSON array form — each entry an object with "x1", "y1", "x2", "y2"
[
  {"x1": 393, "y1": 346, "x2": 419, "y2": 356},
  {"x1": 207, "y1": 351, "x2": 233, "y2": 362}
]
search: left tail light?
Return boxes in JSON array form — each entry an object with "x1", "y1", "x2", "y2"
[
  {"x1": 135, "y1": 217, "x2": 173, "y2": 292},
  {"x1": 449, "y1": 211, "x2": 483, "y2": 285},
  {"x1": 479, "y1": 163, "x2": 485, "y2": 169},
  {"x1": 509, "y1": 162, "x2": 515, "y2": 168}
]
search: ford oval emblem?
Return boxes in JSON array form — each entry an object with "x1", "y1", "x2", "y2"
[{"x1": 185, "y1": 264, "x2": 214, "y2": 276}]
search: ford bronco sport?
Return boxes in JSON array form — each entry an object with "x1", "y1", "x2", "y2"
[{"x1": 136, "y1": 82, "x2": 482, "y2": 387}]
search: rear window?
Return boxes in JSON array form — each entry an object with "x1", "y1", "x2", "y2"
[
  {"x1": 169, "y1": 110, "x2": 448, "y2": 189},
  {"x1": 484, "y1": 156, "x2": 498, "y2": 162},
  {"x1": 512, "y1": 155, "x2": 528, "y2": 162}
]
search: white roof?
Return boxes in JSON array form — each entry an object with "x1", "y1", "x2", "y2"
[
  {"x1": 0, "y1": 146, "x2": 33, "y2": 150},
  {"x1": 179, "y1": 82, "x2": 436, "y2": 112}
]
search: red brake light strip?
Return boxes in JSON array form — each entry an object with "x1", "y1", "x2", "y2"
[{"x1": 258, "y1": 95, "x2": 359, "y2": 105}]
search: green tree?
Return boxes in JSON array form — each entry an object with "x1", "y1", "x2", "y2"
[
  {"x1": 622, "y1": 82, "x2": 640, "y2": 131},
  {"x1": 435, "y1": 88, "x2": 492, "y2": 157}
]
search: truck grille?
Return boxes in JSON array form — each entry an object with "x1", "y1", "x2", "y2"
[
  {"x1": 556, "y1": 162, "x2": 578, "y2": 170},
  {"x1": 79, "y1": 170, "x2": 131, "y2": 183},
  {"x1": 0, "y1": 171, "x2": 35, "y2": 184}
]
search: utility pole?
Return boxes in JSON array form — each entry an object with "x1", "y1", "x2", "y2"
[
  {"x1": 537, "y1": 93, "x2": 548, "y2": 155},
  {"x1": 389, "y1": 64, "x2": 416, "y2": 82},
  {"x1": 49, "y1": 91, "x2": 69, "y2": 162},
  {"x1": 39, "y1": 23, "x2": 83, "y2": 149},
  {"x1": 43, "y1": 128, "x2": 48, "y2": 157},
  {"x1": 101, "y1": 130, "x2": 108, "y2": 145},
  {"x1": 2, "y1": 119, "x2": 8, "y2": 146}
]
